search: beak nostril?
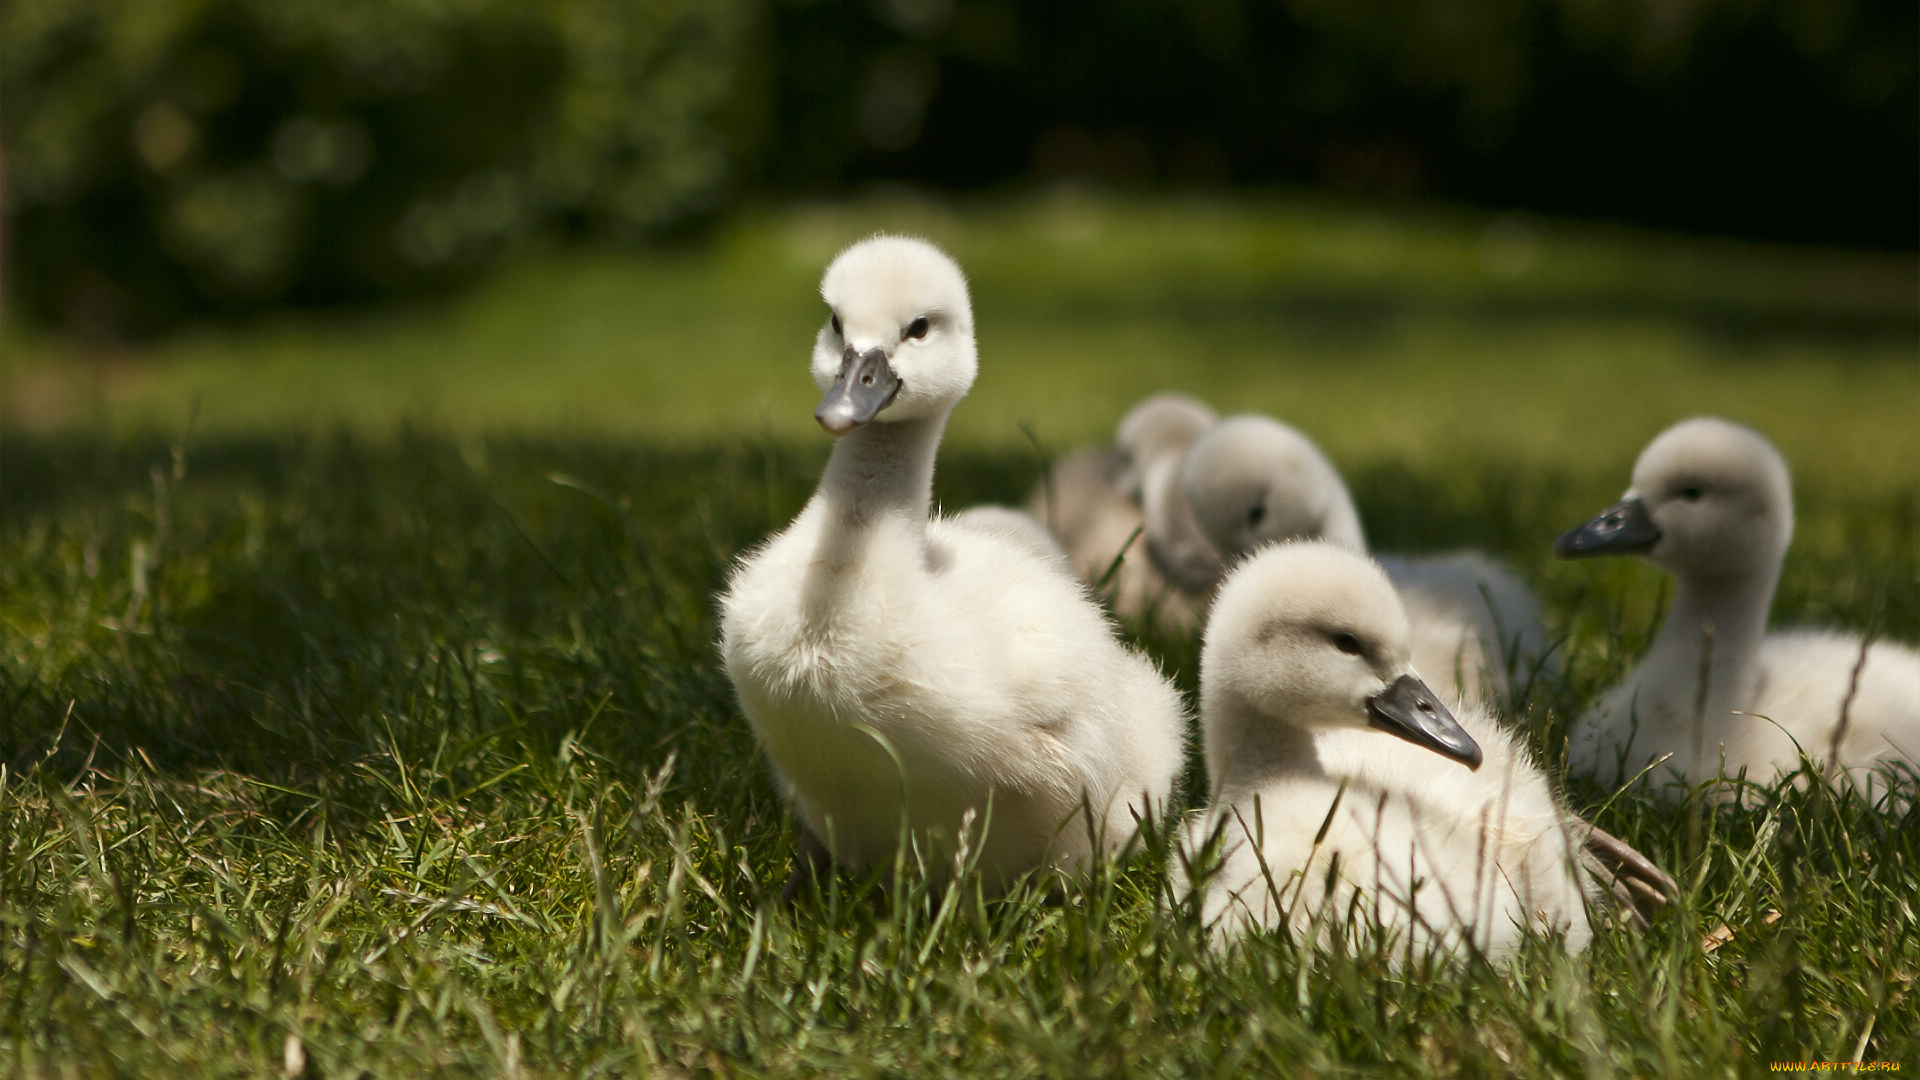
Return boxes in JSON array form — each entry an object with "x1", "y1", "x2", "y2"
[{"x1": 1366, "y1": 674, "x2": 1481, "y2": 769}]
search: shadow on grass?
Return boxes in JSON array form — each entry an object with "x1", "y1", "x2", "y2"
[{"x1": 0, "y1": 429, "x2": 1915, "y2": 1071}]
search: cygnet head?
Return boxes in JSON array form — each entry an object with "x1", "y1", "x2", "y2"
[
  {"x1": 1115, "y1": 393, "x2": 1216, "y2": 467},
  {"x1": 1182, "y1": 416, "x2": 1367, "y2": 559},
  {"x1": 1555, "y1": 417, "x2": 1793, "y2": 579},
  {"x1": 1202, "y1": 542, "x2": 1483, "y2": 778},
  {"x1": 814, "y1": 236, "x2": 978, "y2": 435}
]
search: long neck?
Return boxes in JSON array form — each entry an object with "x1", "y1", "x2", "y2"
[
  {"x1": 1640, "y1": 567, "x2": 1777, "y2": 726},
  {"x1": 815, "y1": 414, "x2": 945, "y2": 525},
  {"x1": 1207, "y1": 698, "x2": 1324, "y2": 796},
  {"x1": 798, "y1": 414, "x2": 947, "y2": 623}
]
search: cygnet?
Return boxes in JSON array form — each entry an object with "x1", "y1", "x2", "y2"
[
  {"x1": 1556, "y1": 417, "x2": 1919, "y2": 796},
  {"x1": 1027, "y1": 393, "x2": 1218, "y2": 627},
  {"x1": 1177, "y1": 415, "x2": 1550, "y2": 706},
  {"x1": 1188, "y1": 543, "x2": 1655, "y2": 959},
  {"x1": 721, "y1": 236, "x2": 1188, "y2": 896}
]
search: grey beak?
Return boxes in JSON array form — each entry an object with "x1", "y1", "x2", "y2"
[
  {"x1": 815, "y1": 346, "x2": 901, "y2": 435},
  {"x1": 1554, "y1": 496, "x2": 1660, "y2": 559},
  {"x1": 1366, "y1": 674, "x2": 1482, "y2": 769}
]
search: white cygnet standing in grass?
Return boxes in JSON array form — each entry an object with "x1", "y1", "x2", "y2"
[
  {"x1": 1555, "y1": 417, "x2": 1919, "y2": 796},
  {"x1": 1177, "y1": 415, "x2": 1550, "y2": 706},
  {"x1": 721, "y1": 236, "x2": 1188, "y2": 896},
  {"x1": 1027, "y1": 393, "x2": 1217, "y2": 628},
  {"x1": 1187, "y1": 543, "x2": 1606, "y2": 960}
]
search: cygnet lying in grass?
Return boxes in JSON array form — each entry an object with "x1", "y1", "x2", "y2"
[
  {"x1": 1556, "y1": 417, "x2": 1919, "y2": 797},
  {"x1": 1186, "y1": 543, "x2": 1669, "y2": 959},
  {"x1": 1026, "y1": 394, "x2": 1217, "y2": 628},
  {"x1": 721, "y1": 236, "x2": 1188, "y2": 897},
  {"x1": 1177, "y1": 414, "x2": 1550, "y2": 706}
]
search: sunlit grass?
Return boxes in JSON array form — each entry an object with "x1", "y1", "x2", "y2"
[
  {"x1": 6, "y1": 192, "x2": 1915, "y2": 493},
  {"x1": 0, "y1": 431, "x2": 1914, "y2": 1074},
  {"x1": 2, "y1": 194, "x2": 1916, "y2": 1073}
]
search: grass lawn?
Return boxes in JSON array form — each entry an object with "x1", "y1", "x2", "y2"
[
  {"x1": 2, "y1": 194, "x2": 1916, "y2": 1075},
  {"x1": 6, "y1": 191, "x2": 1917, "y2": 489}
]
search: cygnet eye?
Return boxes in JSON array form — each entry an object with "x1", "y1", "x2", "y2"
[
  {"x1": 1331, "y1": 632, "x2": 1364, "y2": 656},
  {"x1": 1677, "y1": 485, "x2": 1704, "y2": 501},
  {"x1": 830, "y1": 314, "x2": 843, "y2": 336},
  {"x1": 1247, "y1": 502, "x2": 1266, "y2": 527},
  {"x1": 904, "y1": 316, "x2": 930, "y2": 340}
]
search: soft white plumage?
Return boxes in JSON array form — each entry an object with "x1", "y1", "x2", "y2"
[
  {"x1": 1027, "y1": 394, "x2": 1216, "y2": 628},
  {"x1": 1187, "y1": 543, "x2": 1595, "y2": 960},
  {"x1": 1557, "y1": 417, "x2": 1919, "y2": 796},
  {"x1": 1176, "y1": 414, "x2": 1550, "y2": 706},
  {"x1": 948, "y1": 504, "x2": 1071, "y2": 573},
  {"x1": 720, "y1": 236, "x2": 1187, "y2": 889}
]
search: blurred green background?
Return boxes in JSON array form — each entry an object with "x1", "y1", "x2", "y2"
[
  {"x1": 3, "y1": 0, "x2": 1914, "y2": 334},
  {"x1": 6, "y1": 194, "x2": 1916, "y2": 497},
  {"x1": 3, "y1": 7, "x2": 1917, "y2": 1072},
  {"x1": 2, "y1": 0, "x2": 1915, "y2": 485}
]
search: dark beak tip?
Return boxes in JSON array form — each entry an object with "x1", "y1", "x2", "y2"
[
  {"x1": 1555, "y1": 497, "x2": 1660, "y2": 560},
  {"x1": 1434, "y1": 730, "x2": 1483, "y2": 771},
  {"x1": 1366, "y1": 674, "x2": 1483, "y2": 769}
]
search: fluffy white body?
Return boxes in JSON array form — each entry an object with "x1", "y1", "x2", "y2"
[
  {"x1": 1178, "y1": 415, "x2": 1549, "y2": 706},
  {"x1": 1187, "y1": 544, "x2": 1594, "y2": 960},
  {"x1": 1560, "y1": 418, "x2": 1920, "y2": 796},
  {"x1": 948, "y1": 504, "x2": 1071, "y2": 572},
  {"x1": 1027, "y1": 394, "x2": 1216, "y2": 628},
  {"x1": 721, "y1": 236, "x2": 1187, "y2": 887}
]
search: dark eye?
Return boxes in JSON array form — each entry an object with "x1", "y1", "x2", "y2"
[
  {"x1": 904, "y1": 316, "x2": 930, "y2": 340},
  {"x1": 1248, "y1": 502, "x2": 1266, "y2": 527},
  {"x1": 1332, "y1": 632, "x2": 1364, "y2": 656},
  {"x1": 1678, "y1": 486, "x2": 1703, "y2": 501},
  {"x1": 830, "y1": 315, "x2": 842, "y2": 336}
]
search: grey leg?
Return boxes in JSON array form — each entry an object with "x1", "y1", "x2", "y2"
[{"x1": 1578, "y1": 820, "x2": 1680, "y2": 929}]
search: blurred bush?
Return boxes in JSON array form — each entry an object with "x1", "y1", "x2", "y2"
[
  {"x1": 3, "y1": 0, "x2": 1912, "y2": 335},
  {"x1": 2, "y1": 0, "x2": 754, "y2": 333},
  {"x1": 762, "y1": 0, "x2": 1915, "y2": 248}
]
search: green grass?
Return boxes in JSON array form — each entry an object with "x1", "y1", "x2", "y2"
[
  {"x1": 6, "y1": 192, "x2": 1917, "y2": 490},
  {"x1": 2, "y1": 195, "x2": 1917, "y2": 1074},
  {"x1": 2, "y1": 431, "x2": 1915, "y2": 1075}
]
